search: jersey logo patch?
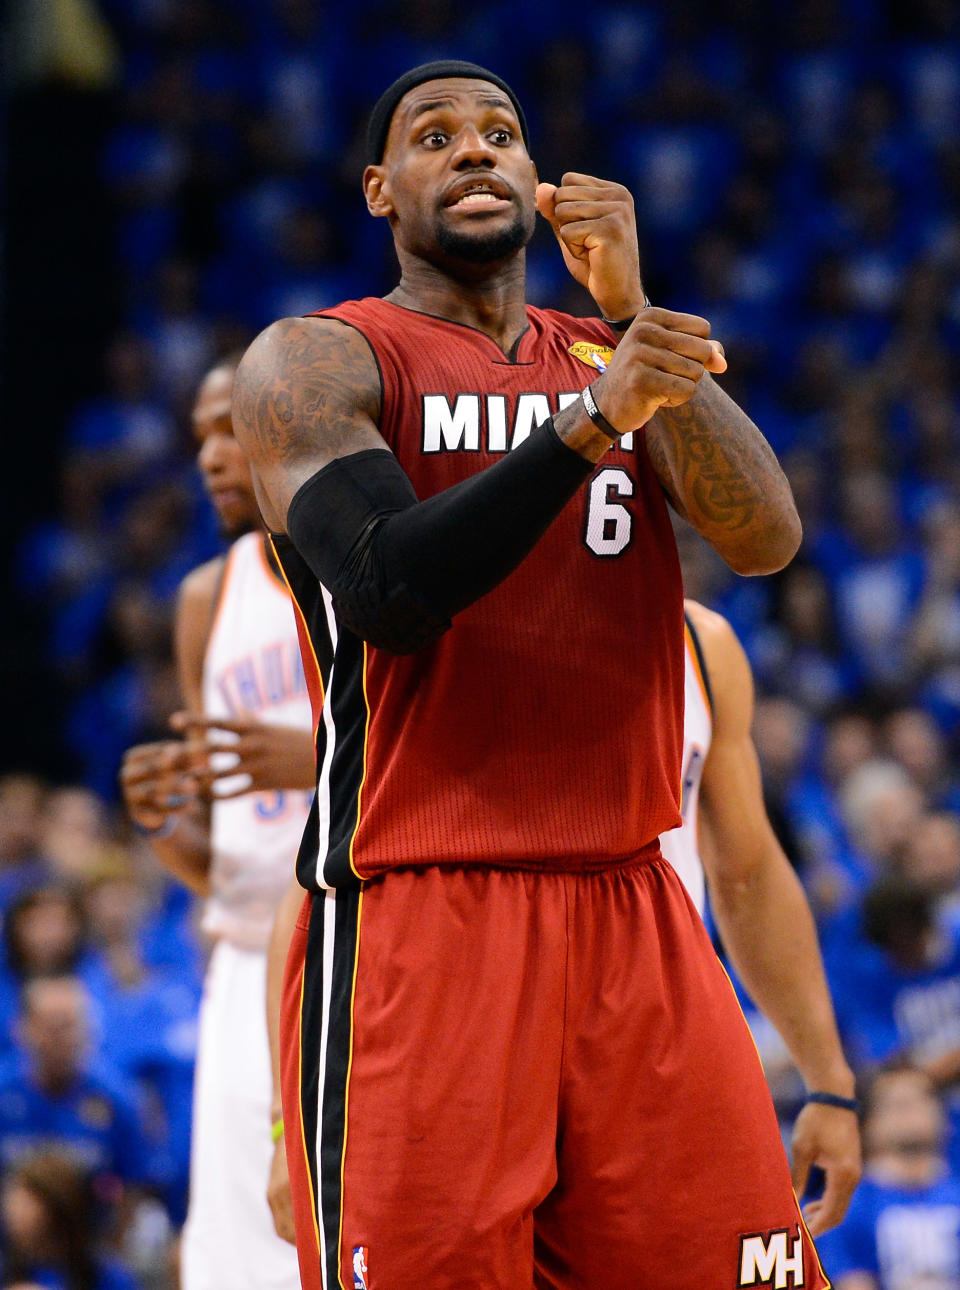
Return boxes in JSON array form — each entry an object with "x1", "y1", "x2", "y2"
[
  {"x1": 739, "y1": 1227, "x2": 805, "y2": 1288},
  {"x1": 568, "y1": 341, "x2": 614, "y2": 372},
  {"x1": 353, "y1": 1246, "x2": 369, "y2": 1290}
]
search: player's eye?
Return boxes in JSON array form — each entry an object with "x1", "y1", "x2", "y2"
[
  {"x1": 422, "y1": 130, "x2": 449, "y2": 148},
  {"x1": 489, "y1": 128, "x2": 513, "y2": 145}
]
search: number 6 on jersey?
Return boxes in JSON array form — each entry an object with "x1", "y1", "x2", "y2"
[{"x1": 584, "y1": 466, "x2": 635, "y2": 557}]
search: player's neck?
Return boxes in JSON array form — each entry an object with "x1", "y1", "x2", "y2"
[{"x1": 387, "y1": 254, "x2": 529, "y2": 354}]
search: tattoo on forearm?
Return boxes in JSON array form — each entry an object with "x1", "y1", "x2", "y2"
[{"x1": 648, "y1": 378, "x2": 792, "y2": 536}]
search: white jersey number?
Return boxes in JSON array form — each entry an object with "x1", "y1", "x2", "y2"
[{"x1": 584, "y1": 467, "x2": 634, "y2": 557}]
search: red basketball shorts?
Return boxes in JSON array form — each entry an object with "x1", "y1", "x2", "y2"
[{"x1": 280, "y1": 857, "x2": 829, "y2": 1290}]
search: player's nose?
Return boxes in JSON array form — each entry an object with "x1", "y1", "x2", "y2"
[
  {"x1": 449, "y1": 125, "x2": 497, "y2": 170},
  {"x1": 197, "y1": 433, "x2": 226, "y2": 474}
]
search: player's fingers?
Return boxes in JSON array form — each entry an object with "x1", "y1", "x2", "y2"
[
  {"x1": 534, "y1": 182, "x2": 558, "y2": 224},
  {"x1": 173, "y1": 713, "x2": 259, "y2": 735},
  {"x1": 551, "y1": 204, "x2": 634, "y2": 233},
  {"x1": 705, "y1": 340, "x2": 727, "y2": 374},
  {"x1": 559, "y1": 172, "x2": 631, "y2": 197},
  {"x1": 635, "y1": 370, "x2": 698, "y2": 408},
  {"x1": 633, "y1": 344, "x2": 706, "y2": 384},
  {"x1": 623, "y1": 321, "x2": 715, "y2": 366},
  {"x1": 810, "y1": 1161, "x2": 860, "y2": 1236},
  {"x1": 169, "y1": 710, "x2": 201, "y2": 732},
  {"x1": 635, "y1": 307, "x2": 712, "y2": 339},
  {"x1": 790, "y1": 1134, "x2": 814, "y2": 1199}
]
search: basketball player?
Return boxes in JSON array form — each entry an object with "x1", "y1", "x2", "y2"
[
  {"x1": 662, "y1": 600, "x2": 861, "y2": 1237},
  {"x1": 120, "y1": 357, "x2": 314, "y2": 1290},
  {"x1": 231, "y1": 59, "x2": 834, "y2": 1290}
]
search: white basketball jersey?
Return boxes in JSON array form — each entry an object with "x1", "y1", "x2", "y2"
[
  {"x1": 659, "y1": 617, "x2": 713, "y2": 915},
  {"x1": 202, "y1": 531, "x2": 313, "y2": 951}
]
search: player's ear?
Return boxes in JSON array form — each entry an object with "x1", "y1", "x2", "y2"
[{"x1": 363, "y1": 166, "x2": 393, "y2": 219}]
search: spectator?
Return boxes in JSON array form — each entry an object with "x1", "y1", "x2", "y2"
[
  {"x1": 0, "y1": 977, "x2": 166, "y2": 1203},
  {"x1": 0, "y1": 1148, "x2": 141, "y2": 1289}
]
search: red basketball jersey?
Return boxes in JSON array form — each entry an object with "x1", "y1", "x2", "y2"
[{"x1": 275, "y1": 298, "x2": 684, "y2": 888}]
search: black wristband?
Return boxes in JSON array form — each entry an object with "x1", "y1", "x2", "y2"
[
  {"x1": 581, "y1": 384, "x2": 620, "y2": 440},
  {"x1": 601, "y1": 296, "x2": 651, "y2": 331},
  {"x1": 806, "y1": 1091, "x2": 861, "y2": 1114}
]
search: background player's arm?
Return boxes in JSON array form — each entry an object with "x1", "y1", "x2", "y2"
[
  {"x1": 265, "y1": 876, "x2": 303, "y2": 1245},
  {"x1": 691, "y1": 601, "x2": 861, "y2": 1235},
  {"x1": 120, "y1": 561, "x2": 220, "y2": 895}
]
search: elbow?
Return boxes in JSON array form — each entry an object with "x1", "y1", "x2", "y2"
[
  {"x1": 333, "y1": 587, "x2": 452, "y2": 655},
  {"x1": 723, "y1": 509, "x2": 802, "y2": 577}
]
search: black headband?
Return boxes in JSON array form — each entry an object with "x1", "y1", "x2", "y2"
[{"x1": 365, "y1": 60, "x2": 530, "y2": 164}]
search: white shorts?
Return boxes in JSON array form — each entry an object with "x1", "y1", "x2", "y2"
[{"x1": 181, "y1": 939, "x2": 300, "y2": 1290}]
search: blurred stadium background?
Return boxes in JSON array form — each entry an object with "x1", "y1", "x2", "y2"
[{"x1": 3, "y1": 0, "x2": 960, "y2": 1285}]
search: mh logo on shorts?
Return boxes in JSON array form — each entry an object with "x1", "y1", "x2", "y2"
[
  {"x1": 738, "y1": 1227, "x2": 804, "y2": 1289},
  {"x1": 352, "y1": 1246, "x2": 369, "y2": 1290}
]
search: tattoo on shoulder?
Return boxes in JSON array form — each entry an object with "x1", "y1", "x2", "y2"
[{"x1": 233, "y1": 317, "x2": 381, "y2": 463}]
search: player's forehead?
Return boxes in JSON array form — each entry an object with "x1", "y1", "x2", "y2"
[
  {"x1": 192, "y1": 366, "x2": 234, "y2": 427},
  {"x1": 395, "y1": 77, "x2": 518, "y2": 131}
]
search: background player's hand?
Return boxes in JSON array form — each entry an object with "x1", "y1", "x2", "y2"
[
  {"x1": 536, "y1": 173, "x2": 645, "y2": 322},
  {"x1": 591, "y1": 307, "x2": 727, "y2": 432},
  {"x1": 267, "y1": 1138, "x2": 297, "y2": 1244},
  {"x1": 120, "y1": 740, "x2": 202, "y2": 830},
  {"x1": 790, "y1": 1102, "x2": 862, "y2": 1236},
  {"x1": 170, "y1": 711, "x2": 316, "y2": 796}
]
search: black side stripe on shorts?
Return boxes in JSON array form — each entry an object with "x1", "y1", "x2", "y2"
[{"x1": 300, "y1": 885, "x2": 363, "y2": 1290}]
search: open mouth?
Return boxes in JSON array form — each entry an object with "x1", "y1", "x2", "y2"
[{"x1": 444, "y1": 178, "x2": 512, "y2": 209}]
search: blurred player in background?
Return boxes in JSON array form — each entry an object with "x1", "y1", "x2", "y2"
[
  {"x1": 120, "y1": 356, "x2": 314, "y2": 1290},
  {"x1": 661, "y1": 600, "x2": 862, "y2": 1236}
]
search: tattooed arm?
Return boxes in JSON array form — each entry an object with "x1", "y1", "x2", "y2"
[
  {"x1": 231, "y1": 317, "x2": 385, "y2": 532},
  {"x1": 231, "y1": 310, "x2": 723, "y2": 532},
  {"x1": 232, "y1": 309, "x2": 729, "y2": 651},
  {"x1": 644, "y1": 374, "x2": 801, "y2": 575}
]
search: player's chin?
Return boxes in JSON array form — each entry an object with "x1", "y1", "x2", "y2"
[
  {"x1": 435, "y1": 210, "x2": 532, "y2": 264},
  {"x1": 216, "y1": 505, "x2": 258, "y2": 541}
]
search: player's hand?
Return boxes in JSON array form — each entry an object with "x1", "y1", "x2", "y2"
[
  {"x1": 790, "y1": 1102, "x2": 862, "y2": 1237},
  {"x1": 536, "y1": 173, "x2": 646, "y2": 322},
  {"x1": 120, "y1": 740, "x2": 202, "y2": 831},
  {"x1": 267, "y1": 1137, "x2": 297, "y2": 1245},
  {"x1": 591, "y1": 307, "x2": 727, "y2": 432},
  {"x1": 170, "y1": 711, "x2": 316, "y2": 797}
]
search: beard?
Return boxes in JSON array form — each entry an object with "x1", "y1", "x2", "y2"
[{"x1": 435, "y1": 207, "x2": 532, "y2": 264}]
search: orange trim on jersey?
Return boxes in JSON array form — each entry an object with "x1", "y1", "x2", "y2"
[
  {"x1": 257, "y1": 530, "x2": 292, "y2": 594},
  {"x1": 296, "y1": 960, "x2": 324, "y2": 1262},
  {"x1": 345, "y1": 643, "x2": 372, "y2": 881},
  {"x1": 268, "y1": 535, "x2": 325, "y2": 742},
  {"x1": 684, "y1": 622, "x2": 713, "y2": 719},
  {"x1": 336, "y1": 887, "x2": 364, "y2": 1290}
]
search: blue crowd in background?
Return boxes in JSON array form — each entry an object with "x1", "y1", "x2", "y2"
[{"x1": 6, "y1": 0, "x2": 960, "y2": 1285}]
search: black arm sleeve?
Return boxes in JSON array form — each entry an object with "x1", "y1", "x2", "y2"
[{"x1": 285, "y1": 416, "x2": 594, "y2": 654}]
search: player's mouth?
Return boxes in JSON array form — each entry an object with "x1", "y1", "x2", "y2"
[
  {"x1": 442, "y1": 176, "x2": 513, "y2": 210},
  {"x1": 209, "y1": 486, "x2": 247, "y2": 511}
]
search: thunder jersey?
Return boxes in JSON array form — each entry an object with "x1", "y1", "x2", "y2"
[
  {"x1": 203, "y1": 531, "x2": 314, "y2": 950},
  {"x1": 658, "y1": 611, "x2": 714, "y2": 914},
  {"x1": 275, "y1": 298, "x2": 685, "y2": 890}
]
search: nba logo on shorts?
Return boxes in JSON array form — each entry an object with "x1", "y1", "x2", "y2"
[{"x1": 353, "y1": 1246, "x2": 369, "y2": 1290}]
